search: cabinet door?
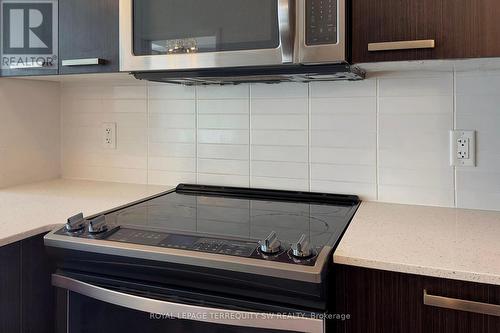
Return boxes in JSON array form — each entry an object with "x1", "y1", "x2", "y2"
[
  {"x1": 0, "y1": 242, "x2": 21, "y2": 333},
  {"x1": 21, "y1": 235, "x2": 55, "y2": 333},
  {"x1": 352, "y1": 0, "x2": 431, "y2": 63},
  {"x1": 423, "y1": 278, "x2": 500, "y2": 333},
  {"x1": 59, "y1": 0, "x2": 119, "y2": 74},
  {"x1": 352, "y1": 0, "x2": 500, "y2": 63},
  {"x1": 334, "y1": 265, "x2": 500, "y2": 333}
]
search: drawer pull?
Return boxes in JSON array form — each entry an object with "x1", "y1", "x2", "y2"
[
  {"x1": 424, "y1": 289, "x2": 500, "y2": 317},
  {"x1": 368, "y1": 40, "x2": 435, "y2": 52},
  {"x1": 61, "y1": 58, "x2": 106, "y2": 66}
]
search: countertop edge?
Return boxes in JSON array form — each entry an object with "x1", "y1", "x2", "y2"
[
  {"x1": 333, "y1": 254, "x2": 500, "y2": 287},
  {"x1": 0, "y1": 224, "x2": 60, "y2": 247}
]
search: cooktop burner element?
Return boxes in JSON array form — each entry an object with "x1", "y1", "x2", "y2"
[{"x1": 45, "y1": 184, "x2": 360, "y2": 283}]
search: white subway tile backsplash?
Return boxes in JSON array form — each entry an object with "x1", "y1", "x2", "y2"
[
  {"x1": 149, "y1": 100, "x2": 195, "y2": 114},
  {"x1": 378, "y1": 74, "x2": 453, "y2": 97},
  {"x1": 148, "y1": 83, "x2": 195, "y2": 99},
  {"x1": 311, "y1": 147, "x2": 376, "y2": 165},
  {"x1": 310, "y1": 180, "x2": 377, "y2": 200},
  {"x1": 251, "y1": 145, "x2": 308, "y2": 163},
  {"x1": 455, "y1": 71, "x2": 500, "y2": 95},
  {"x1": 312, "y1": 114, "x2": 376, "y2": 132},
  {"x1": 149, "y1": 143, "x2": 196, "y2": 158},
  {"x1": 198, "y1": 144, "x2": 249, "y2": 160},
  {"x1": 198, "y1": 99, "x2": 249, "y2": 114},
  {"x1": 197, "y1": 85, "x2": 249, "y2": 99},
  {"x1": 198, "y1": 159, "x2": 249, "y2": 176},
  {"x1": 455, "y1": 72, "x2": 500, "y2": 210},
  {"x1": 149, "y1": 129, "x2": 195, "y2": 144},
  {"x1": 251, "y1": 161, "x2": 308, "y2": 179},
  {"x1": 149, "y1": 170, "x2": 196, "y2": 186},
  {"x1": 251, "y1": 115, "x2": 308, "y2": 130},
  {"x1": 310, "y1": 79, "x2": 377, "y2": 98},
  {"x1": 198, "y1": 173, "x2": 249, "y2": 187},
  {"x1": 251, "y1": 176, "x2": 309, "y2": 191},
  {"x1": 198, "y1": 114, "x2": 249, "y2": 129},
  {"x1": 378, "y1": 184, "x2": 455, "y2": 207},
  {"x1": 251, "y1": 99, "x2": 308, "y2": 114},
  {"x1": 251, "y1": 130, "x2": 307, "y2": 146},
  {"x1": 59, "y1": 70, "x2": 500, "y2": 211},
  {"x1": 198, "y1": 129, "x2": 249, "y2": 145},
  {"x1": 311, "y1": 164, "x2": 376, "y2": 184},
  {"x1": 311, "y1": 130, "x2": 375, "y2": 149},
  {"x1": 378, "y1": 96, "x2": 453, "y2": 114},
  {"x1": 149, "y1": 157, "x2": 196, "y2": 172},
  {"x1": 377, "y1": 73, "x2": 455, "y2": 207},
  {"x1": 251, "y1": 83, "x2": 308, "y2": 99}
]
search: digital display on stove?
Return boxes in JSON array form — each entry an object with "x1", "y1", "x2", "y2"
[
  {"x1": 159, "y1": 234, "x2": 198, "y2": 249},
  {"x1": 105, "y1": 228, "x2": 258, "y2": 259}
]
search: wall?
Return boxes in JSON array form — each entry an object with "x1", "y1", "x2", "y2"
[
  {"x1": 0, "y1": 78, "x2": 60, "y2": 188},
  {"x1": 60, "y1": 67, "x2": 500, "y2": 211}
]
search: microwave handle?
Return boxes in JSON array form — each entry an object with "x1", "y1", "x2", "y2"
[{"x1": 52, "y1": 274, "x2": 325, "y2": 333}]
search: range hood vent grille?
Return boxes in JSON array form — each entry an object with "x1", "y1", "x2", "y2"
[{"x1": 133, "y1": 64, "x2": 365, "y2": 86}]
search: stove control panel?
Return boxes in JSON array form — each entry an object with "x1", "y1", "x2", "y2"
[{"x1": 55, "y1": 227, "x2": 320, "y2": 266}]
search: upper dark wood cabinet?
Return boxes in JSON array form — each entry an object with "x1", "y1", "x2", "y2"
[
  {"x1": 352, "y1": 0, "x2": 500, "y2": 63},
  {"x1": 58, "y1": 0, "x2": 119, "y2": 74}
]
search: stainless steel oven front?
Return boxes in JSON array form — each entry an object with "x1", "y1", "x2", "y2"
[
  {"x1": 53, "y1": 273, "x2": 326, "y2": 333},
  {"x1": 119, "y1": 0, "x2": 346, "y2": 72}
]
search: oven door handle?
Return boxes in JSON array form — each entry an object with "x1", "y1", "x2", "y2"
[{"x1": 52, "y1": 274, "x2": 325, "y2": 333}]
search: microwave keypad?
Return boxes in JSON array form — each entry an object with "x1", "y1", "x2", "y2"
[{"x1": 306, "y1": 0, "x2": 338, "y2": 45}]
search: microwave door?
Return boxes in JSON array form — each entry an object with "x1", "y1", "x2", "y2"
[
  {"x1": 120, "y1": 0, "x2": 294, "y2": 72},
  {"x1": 296, "y1": 0, "x2": 346, "y2": 64}
]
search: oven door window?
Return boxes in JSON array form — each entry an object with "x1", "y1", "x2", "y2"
[{"x1": 133, "y1": 0, "x2": 280, "y2": 55}]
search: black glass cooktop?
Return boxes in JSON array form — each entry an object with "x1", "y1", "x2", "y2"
[
  {"x1": 104, "y1": 186, "x2": 358, "y2": 247},
  {"x1": 56, "y1": 184, "x2": 360, "y2": 265}
]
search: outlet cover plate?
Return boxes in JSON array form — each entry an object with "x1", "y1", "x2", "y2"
[
  {"x1": 450, "y1": 130, "x2": 475, "y2": 167},
  {"x1": 102, "y1": 122, "x2": 117, "y2": 149}
]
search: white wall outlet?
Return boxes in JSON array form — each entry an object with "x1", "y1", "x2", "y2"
[
  {"x1": 450, "y1": 130, "x2": 476, "y2": 167},
  {"x1": 102, "y1": 122, "x2": 117, "y2": 149}
]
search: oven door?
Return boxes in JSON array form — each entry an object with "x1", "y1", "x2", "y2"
[
  {"x1": 119, "y1": 0, "x2": 294, "y2": 72},
  {"x1": 53, "y1": 273, "x2": 325, "y2": 333}
]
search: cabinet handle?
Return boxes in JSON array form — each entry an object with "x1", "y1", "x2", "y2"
[
  {"x1": 423, "y1": 289, "x2": 500, "y2": 317},
  {"x1": 61, "y1": 58, "x2": 106, "y2": 66},
  {"x1": 368, "y1": 40, "x2": 435, "y2": 52}
]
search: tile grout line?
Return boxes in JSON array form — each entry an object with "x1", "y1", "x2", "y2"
[
  {"x1": 452, "y1": 68, "x2": 458, "y2": 208},
  {"x1": 146, "y1": 82, "x2": 150, "y2": 185},
  {"x1": 248, "y1": 84, "x2": 252, "y2": 188},
  {"x1": 308, "y1": 83, "x2": 312, "y2": 192},
  {"x1": 375, "y1": 78, "x2": 380, "y2": 201},
  {"x1": 195, "y1": 86, "x2": 199, "y2": 184}
]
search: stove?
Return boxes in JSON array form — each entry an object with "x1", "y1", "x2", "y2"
[{"x1": 44, "y1": 184, "x2": 360, "y2": 333}]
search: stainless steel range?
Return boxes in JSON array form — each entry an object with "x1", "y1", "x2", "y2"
[{"x1": 44, "y1": 184, "x2": 360, "y2": 333}]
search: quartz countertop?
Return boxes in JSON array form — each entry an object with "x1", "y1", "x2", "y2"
[
  {"x1": 0, "y1": 179, "x2": 169, "y2": 247},
  {"x1": 334, "y1": 201, "x2": 500, "y2": 286}
]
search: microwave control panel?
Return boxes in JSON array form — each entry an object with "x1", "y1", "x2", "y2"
[{"x1": 305, "y1": 0, "x2": 338, "y2": 45}]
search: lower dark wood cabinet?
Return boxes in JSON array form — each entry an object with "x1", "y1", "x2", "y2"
[
  {"x1": 0, "y1": 242, "x2": 21, "y2": 333},
  {"x1": 0, "y1": 234, "x2": 54, "y2": 333},
  {"x1": 333, "y1": 265, "x2": 500, "y2": 333}
]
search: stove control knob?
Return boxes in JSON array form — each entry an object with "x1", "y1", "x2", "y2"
[
  {"x1": 88, "y1": 215, "x2": 108, "y2": 234},
  {"x1": 291, "y1": 234, "x2": 313, "y2": 259},
  {"x1": 258, "y1": 231, "x2": 282, "y2": 255},
  {"x1": 65, "y1": 213, "x2": 85, "y2": 232}
]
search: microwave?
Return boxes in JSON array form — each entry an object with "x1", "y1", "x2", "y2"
[{"x1": 119, "y1": 0, "x2": 363, "y2": 84}]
